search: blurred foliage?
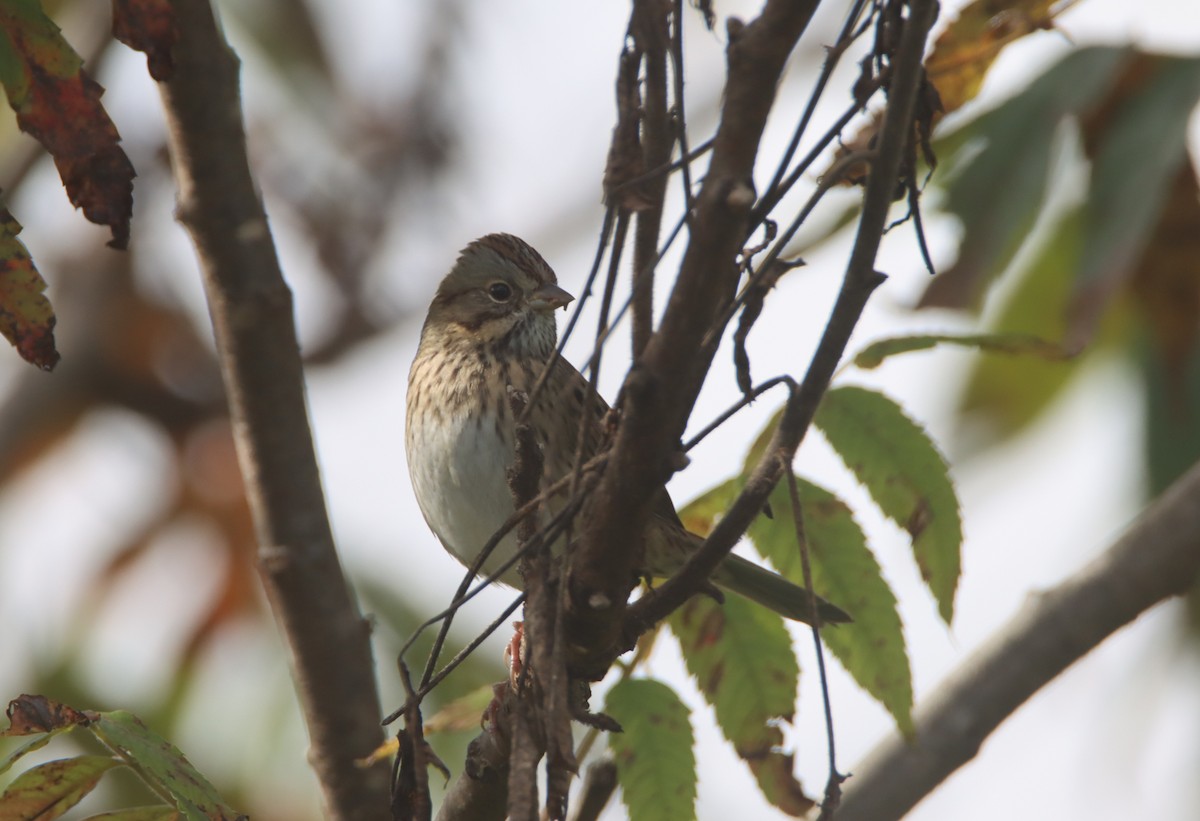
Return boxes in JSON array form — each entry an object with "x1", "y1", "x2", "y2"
[
  {"x1": 922, "y1": 47, "x2": 1200, "y2": 496},
  {"x1": 0, "y1": 0, "x2": 471, "y2": 818}
]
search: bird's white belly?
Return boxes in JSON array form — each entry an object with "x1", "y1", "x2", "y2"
[{"x1": 407, "y1": 410, "x2": 523, "y2": 585}]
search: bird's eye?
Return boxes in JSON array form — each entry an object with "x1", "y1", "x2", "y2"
[{"x1": 487, "y1": 282, "x2": 513, "y2": 302}]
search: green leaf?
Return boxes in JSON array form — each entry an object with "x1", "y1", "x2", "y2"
[
  {"x1": 82, "y1": 808, "x2": 181, "y2": 821},
  {"x1": 667, "y1": 595, "x2": 814, "y2": 815},
  {"x1": 424, "y1": 686, "x2": 497, "y2": 735},
  {"x1": 0, "y1": 734, "x2": 56, "y2": 776},
  {"x1": 604, "y1": 679, "x2": 696, "y2": 821},
  {"x1": 747, "y1": 478, "x2": 913, "y2": 735},
  {"x1": 815, "y1": 386, "x2": 962, "y2": 623},
  {"x1": 921, "y1": 46, "x2": 1128, "y2": 310},
  {"x1": 1076, "y1": 55, "x2": 1200, "y2": 296},
  {"x1": 0, "y1": 755, "x2": 121, "y2": 820},
  {"x1": 955, "y1": 207, "x2": 1132, "y2": 448},
  {"x1": 676, "y1": 479, "x2": 738, "y2": 537},
  {"x1": 91, "y1": 711, "x2": 239, "y2": 821},
  {"x1": 852, "y1": 332, "x2": 1073, "y2": 371},
  {"x1": 1137, "y1": 330, "x2": 1200, "y2": 496}
]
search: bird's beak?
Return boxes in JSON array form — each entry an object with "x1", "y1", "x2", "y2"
[{"x1": 529, "y1": 283, "x2": 574, "y2": 312}]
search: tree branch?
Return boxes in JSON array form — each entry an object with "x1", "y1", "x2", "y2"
[
  {"x1": 154, "y1": 2, "x2": 389, "y2": 818},
  {"x1": 436, "y1": 685, "x2": 512, "y2": 821},
  {"x1": 623, "y1": 0, "x2": 940, "y2": 634},
  {"x1": 837, "y1": 457, "x2": 1200, "y2": 821},
  {"x1": 570, "y1": 0, "x2": 824, "y2": 670}
]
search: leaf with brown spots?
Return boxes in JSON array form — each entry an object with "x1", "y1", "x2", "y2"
[
  {"x1": 604, "y1": 678, "x2": 696, "y2": 821},
  {"x1": 91, "y1": 711, "x2": 241, "y2": 820},
  {"x1": 0, "y1": 203, "x2": 58, "y2": 369},
  {"x1": 0, "y1": 755, "x2": 121, "y2": 820},
  {"x1": 815, "y1": 386, "x2": 962, "y2": 623},
  {"x1": 668, "y1": 591, "x2": 813, "y2": 815},
  {"x1": 1070, "y1": 54, "x2": 1200, "y2": 348},
  {"x1": 0, "y1": 0, "x2": 134, "y2": 248},
  {"x1": 112, "y1": 0, "x2": 177, "y2": 81},
  {"x1": 747, "y1": 476, "x2": 914, "y2": 736}
]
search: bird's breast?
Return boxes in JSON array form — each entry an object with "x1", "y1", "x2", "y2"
[{"x1": 406, "y1": 361, "x2": 524, "y2": 581}]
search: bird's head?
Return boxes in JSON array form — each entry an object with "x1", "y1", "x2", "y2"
[{"x1": 423, "y1": 233, "x2": 574, "y2": 359}]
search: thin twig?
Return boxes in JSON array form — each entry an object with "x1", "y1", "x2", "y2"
[
  {"x1": 751, "y1": 0, "x2": 874, "y2": 228},
  {"x1": 785, "y1": 471, "x2": 845, "y2": 820},
  {"x1": 621, "y1": 0, "x2": 940, "y2": 637},
  {"x1": 569, "y1": 760, "x2": 618, "y2": 821}
]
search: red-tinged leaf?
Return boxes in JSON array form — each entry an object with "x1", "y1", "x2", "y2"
[
  {"x1": 605, "y1": 679, "x2": 697, "y2": 821},
  {"x1": 0, "y1": 0, "x2": 134, "y2": 247},
  {"x1": 112, "y1": 0, "x2": 177, "y2": 81},
  {"x1": 667, "y1": 595, "x2": 814, "y2": 816},
  {"x1": 0, "y1": 205, "x2": 59, "y2": 369},
  {"x1": 4, "y1": 694, "x2": 95, "y2": 736},
  {"x1": 0, "y1": 755, "x2": 121, "y2": 820},
  {"x1": 815, "y1": 387, "x2": 962, "y2": 623}
]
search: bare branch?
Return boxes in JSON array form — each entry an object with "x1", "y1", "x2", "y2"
[
  {"x1": 837, "y1": 458, "x2": 1200, "y2": 821},
  {"x1": 622, "y1": 0, "x2": 940, "y2": 634},
  {"x1": 570, "y1": 0, "x2": 825, "y2": 671},
  {"x1": 569, "y1": 760, "x2": 618, "y2": 821},
  {"x1": 630, "y1": 0, "x2": 674, "y2": 359},
  {"x1": 154, "y1": 2, "x2": 389, "y2": 818},
  {"x1": 436, "y1": 685, "x2": 512, "y2": 821}
]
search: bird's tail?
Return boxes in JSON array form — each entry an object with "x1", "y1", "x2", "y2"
[{"x1": 712, "y1": 553, "x2": 851, "y2": 626}]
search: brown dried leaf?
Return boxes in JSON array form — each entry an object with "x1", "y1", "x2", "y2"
[
  {"x1": 112, "y1": 0, "x2": 178, "y2": 81},
  {"x1": 3, "y1": 695, "x2": 96, "y2": 736}
]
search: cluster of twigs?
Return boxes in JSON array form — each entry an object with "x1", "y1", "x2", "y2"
[{"x1": 386, "y1": 1, "x2": 942, "y2": 819}]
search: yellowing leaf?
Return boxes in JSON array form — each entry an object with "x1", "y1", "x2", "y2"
[
  {"x1": 0, "y1": 755, "x2": 121, "y2": 820},
  {"x1": 605, "y1": 679, "x2": 696, "y2": 821},
  {"x1": 424, "y1": 685, "x2": 496, "y2": 734},
  {"x1": 815, "y1": 387, "x2": 962, "y2": 623},
  {"x1": 926, "y1": 0, "x2": 1065, "y2": 118}
]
